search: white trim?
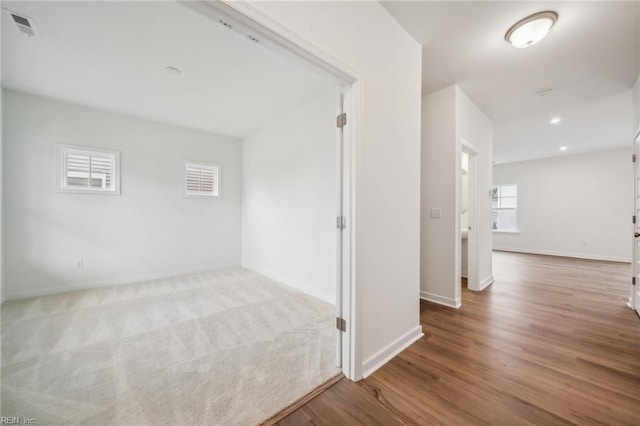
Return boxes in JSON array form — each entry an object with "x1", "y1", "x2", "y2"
[
  {"x1": 477, "y1": 275, "x2": 494, "y2": 291},
  {"x1": 420, "y1": 291, "x2": 461, "y2": 309},
  {"x1": 57, "y1": 144, "x2": 121, "y2": 195},
  {"x1": 493, "y1": 230, "x2": 520, "y2": 234},
  {"x1": 184, "y1": 161, "x2": 221, "y2": 198},
  {"x1": 5, "y1": 263, "x2": 239, "y2": 300},
  {"x1": 627, "y1": 132, "x2": 640, "y2": 314},
  {"x1": 335, "y1": 90, "x2": 344, "y2": 369},
  {"x1": 461, "y1": 138, "x2": 479, "y2": 154},
  {"x1": 208, "y1": 1, "x2": 358, "y2": 85},
  {"x1": 493, "y1": 248, "x2": 631, "y2": 263},
  {"x1": 345, "y1": 81, "x2": 363, "y2": 381},
  {"x1": 361, "y1": 325, "x2": 423, "y2": 378}
]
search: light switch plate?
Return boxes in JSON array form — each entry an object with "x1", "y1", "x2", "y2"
[{"x1": 430, "y1": 208, "x2": 442, "y2": 219}]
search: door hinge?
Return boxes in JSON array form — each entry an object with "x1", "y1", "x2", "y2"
[
  {"x1": 336, "y1": 112, "x2": 347, "y2": 128},
  {"x1": 336, "y1": 317, "x2": 346, "y2": 332},
  {"x1": 633, "y1": 154, "x2": 636, "y2": 163},
  {"x1": 633, "y1": 277, "x2": 636, "y2": 286},
  {"x1": 634, "y1": 215, "x2": 636, "y2": 224},
  {"x1": 336, "y1": 215, "x2": 346, "y2": 229}
]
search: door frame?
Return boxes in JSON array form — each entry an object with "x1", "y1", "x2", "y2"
[
  {"x1": 187, "y1": 0, "x2": 362, "y2": 380},
  {"x1": 458, "y1": 139, "x2": 479, "y2": 297},
  {"x1": 632, "y1": 129, "x2": 640, "y2": 315}
]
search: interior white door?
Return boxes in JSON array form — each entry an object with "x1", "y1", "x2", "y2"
[
  {"x1": 635, "y1": 135, "x2": 640, "y2": 317},
  {"x1": 335, "y1": 89, "x2": 345, "y2": 367}
]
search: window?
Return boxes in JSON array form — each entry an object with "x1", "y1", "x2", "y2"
[
  {"x1": 492, "y1": 184, "x2": 518, "y2": 232},
  {"x1": 185, "y1": 162, "x2": 220, "y2": 198},
  {"x1": 59, "y1": 145, "x2": 120, "y2": 194}
]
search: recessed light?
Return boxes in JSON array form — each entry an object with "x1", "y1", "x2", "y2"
[
  {"x1": 550, "y1": 117, "x2": 561, "y2": 124},
  {"x1": 559, "y1": 146, "x2": 567, "y2": 151},
  {"x1": 505, "y1": 11, "x2": 558, "y2": 49},
  {"x1": 166, "y1": 66, "x2": 182, "y2": 76}
]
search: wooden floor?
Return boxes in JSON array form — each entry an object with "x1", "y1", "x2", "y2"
[{"x1": 277, "y1": 252, "x2": 640, "y2": 425}]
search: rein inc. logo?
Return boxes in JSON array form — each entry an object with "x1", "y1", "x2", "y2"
[{"x1": 1, "y1": 418, "x2": 36, "y2": 425}]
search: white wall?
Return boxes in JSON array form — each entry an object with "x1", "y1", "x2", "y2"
[
  {"x1": 0, "y1": 77, "x2": 3, "y2": 304},
  {"x1": 493, "y1": 148, "x2": 632, "y2": 262},
  {"x1": 245, "y1": 1, "x2": 423, "y2": 378},
  {"x1": 633, "y1": 73, "x2": 640, "y2": 136},
  {"x1": 1, "y1": 14, "x2": 4, "y2": 304},
  {"x1": 421, "y1": 85, "x2": 493, "y2": 307},
  {"x1": 242, "y1": 90, "x2": 336, "y2": 305},
  {"x1": 421, "y1": 86, "x2": 457, "y2": 306},
  {"x1": 3, "y1": 90, "x2": 243, "y2": 299},
  {"x1": 634, "y1": 2, "x2": 640, "y2": 136}
]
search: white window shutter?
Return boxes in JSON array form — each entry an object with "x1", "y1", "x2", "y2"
[
  {"x1": 185, "y1": 162, "x2": 220, "y2": 197},
  {"x1": 59, "y1": 145, "x2": 120, "y2": 194}
]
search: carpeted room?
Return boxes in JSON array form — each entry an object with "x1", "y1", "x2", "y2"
[{"x1": 0, "y1": 1, "x2": 344, "y2": 424}]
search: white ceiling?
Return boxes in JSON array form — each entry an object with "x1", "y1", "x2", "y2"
[
  {"x1": 382, "y1": 1, "x2": 640, "y2": 164},
  {"x1": 1, "y1": 1, "x2": 335, "y2": 138}
]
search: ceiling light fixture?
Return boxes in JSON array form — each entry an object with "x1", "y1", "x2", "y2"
[
  {"x1": 505, "y1": 11, "x2": 558, "y2": 49},
  {"x1": 550, "y1": 117, "x2": 561, "y2": 124},
  {"x1": 559, "y1": 146, "x2": 567, "y2": 151},
  {"x1": 166, "y1": 66, "x2": 182, "y2": 76}
]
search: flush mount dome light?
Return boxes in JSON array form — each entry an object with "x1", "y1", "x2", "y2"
[{"x1": 505, "y1": 11, "x2": 558, "y2": 48}]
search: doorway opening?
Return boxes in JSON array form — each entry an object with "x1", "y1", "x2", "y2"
[
  {"x1": 458, "y1": 140, "x2": 479, "y2": 299},
  {"x1": 196, "y1": 0, "x2": 360, "y2": 380}
]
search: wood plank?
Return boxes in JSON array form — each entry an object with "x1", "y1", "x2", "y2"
[
  {"x1": 262, "y1": 374, "x2": 344, "y2": 425},
  {"x1": 276, "y1": 252, "x2": 640, "y2": 425}
]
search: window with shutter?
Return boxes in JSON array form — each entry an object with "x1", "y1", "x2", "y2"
[
  {"x1": 185, "y1": 162, "x2": 220, "y2": 198},
  {"x1": 491, "y1": 184, "x2": 518, "y2": 232},
  {"x1": 59, "y1": 145, "x2": 120, "y2": 194}
]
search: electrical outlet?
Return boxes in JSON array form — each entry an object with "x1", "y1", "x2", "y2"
[
  {"x1": 430, "y1": 208, "x2": 442, "y2": 219},
  {"x1": 74, "y1": 259, "x2": 84, "y2": 269}
]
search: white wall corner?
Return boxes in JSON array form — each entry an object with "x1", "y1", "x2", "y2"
[
  {"x1": 477, "y1": 275, "x2": 494, "y2": 291},
  {"x1": 420, "y1": 291, "x2": 461, "y2": 309},
  {"x1": 361, "y1": 325, "x2": 423, "y2": 378}
]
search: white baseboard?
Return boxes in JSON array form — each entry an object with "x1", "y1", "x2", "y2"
[
  {"x1": 362, "y1": 325, "x2": 423, "y2": 378},
  {"x1": 478, "y1": 275, "x2": 494, "y2": 291},
  {"x1": 420, "y1": 291, "x2": 461, "y2": 309},
  {"x1": 6, "y1": 263, "x2": 240, "y2": 300},
  {"x1": 461, "y1": 272, "x2": 468, "y2": 279},
  {"x1": 493, "y1": 248, "x2": 630, "y2": 263},
  {"x1": 240, "y1": 263, "x2": 335, "y2": 305}
]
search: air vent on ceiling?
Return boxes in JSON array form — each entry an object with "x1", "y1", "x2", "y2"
[
  {"x1": 538, "y1": 87, "x2": 556, "y2": 97},
  {"x1": 8, "y1": 11, "x2": 37, "y2": 38}
]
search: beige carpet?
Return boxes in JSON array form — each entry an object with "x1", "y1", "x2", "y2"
[{"x1": 1, "y1": 268, "x2": 338, "y2": 425}]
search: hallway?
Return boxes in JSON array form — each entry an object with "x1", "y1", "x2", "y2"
[{"x1": 278, "y1": 252, "x2": 640, "y2": 425}]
